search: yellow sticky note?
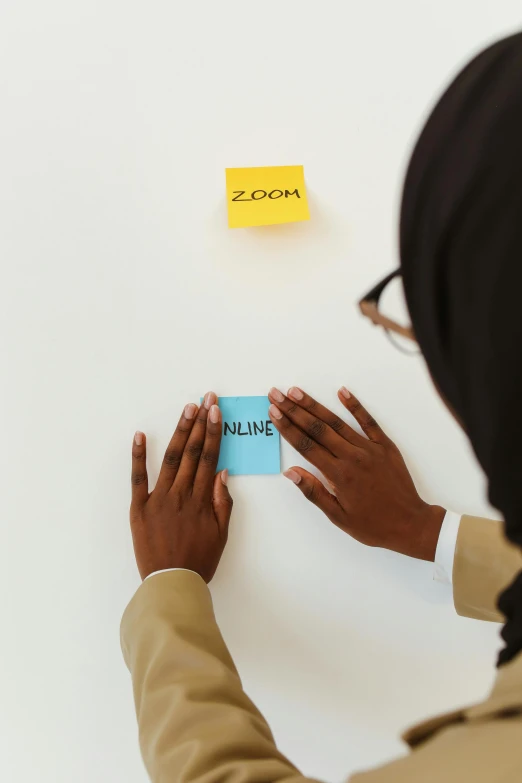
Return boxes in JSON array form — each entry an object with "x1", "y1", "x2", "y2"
[{"x1": 225, "y1": 165, "x2": 310, "y2": 228}]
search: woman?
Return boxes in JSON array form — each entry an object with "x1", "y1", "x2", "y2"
[{"x1": 123, "y1": 32, "x2": 522, "y2": 782}]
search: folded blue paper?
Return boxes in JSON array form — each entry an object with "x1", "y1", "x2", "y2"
[{"x1": 206, "y1": 396, "x2": 281, "y2": 476}]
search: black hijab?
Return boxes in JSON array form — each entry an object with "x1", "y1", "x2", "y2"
[{"x1": 400, "y1": 32, "x2": 522, "y2": 666}]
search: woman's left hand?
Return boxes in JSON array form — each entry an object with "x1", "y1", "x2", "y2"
[{"x1": 130, "y1": 392, "x2": 233, "y2": 582}]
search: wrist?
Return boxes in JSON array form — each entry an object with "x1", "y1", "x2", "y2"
[{"x1": 406, "y1": 503, "x2": 446, "y2": 562}]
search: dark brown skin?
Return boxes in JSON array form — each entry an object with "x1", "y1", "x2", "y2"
[
  {"x1": 130, "y1": 385, "x2": 444, "y2": 581},
  {"x1": 268, "y1": 386, "x2": 445, "y2": 562},
  {"x1": 130, "y1": 392, "x2": 233, "y2": 582}
]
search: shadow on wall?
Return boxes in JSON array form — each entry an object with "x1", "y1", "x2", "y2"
[{"x1": 206, "y1": 190, "x2": 352, "y2": 290}]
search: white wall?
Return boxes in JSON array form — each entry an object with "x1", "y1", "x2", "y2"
[{"x1": 1, "y1": 3, "x2": 519, "y2": 782}]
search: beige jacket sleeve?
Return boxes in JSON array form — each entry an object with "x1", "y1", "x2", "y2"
[
  {"x1": 121, "y1": 535, "x2": 522, "y2": 783},
  {"x1": 121, "y1": 570, "x2": 317, "y2": 783},
  {"x1": 453, "y1": 515, "x2": 522, "y2": 622}
]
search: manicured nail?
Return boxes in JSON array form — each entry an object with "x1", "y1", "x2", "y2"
[
  {"x1": 184, "y1": 403, "x2": 197, "y2": 419},
  {"x1": 288, "y1": 386, "x2": 304, "y2": 401},
  {"x1": 284, "y1": 469, "x2": 302, "y2": 485},
  {"x1": 221, "y1": 469, "x2": 228, "y2": 486},
  {"x1": 269, "y1": 403, "x2": 283, "y2": 420},
  {"x1": 340, "y1": 387, "x2": 351, "y2": 399},
  {"x1": 210, "y1": 404, "x2": 220, "y2": 424},
  {"x1": 134, "y1": 431, "x2": 144, "y2": 446},
  {"x1": 269, "y1": 387, "x2": 285, "y2": 402},
  {"x1": 204, "y1": 391, "x2": 217, "y2": 410}
]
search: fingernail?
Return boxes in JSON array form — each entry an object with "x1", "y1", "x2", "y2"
[
  {"x1": 288, "y1": 386, "x2": 304, "y2": 401},
  {"x1": 340, "y1": 386, "x2": 351, "y2": 399},
  {"x1": 204, "y1": 391, "x2": 217, "y2": 410},
  {"x1": 269, "y1": 403, "x2": 283, "y2": 420},
  {"x1": 134, "y1": 431, "x2": 144, "y2": 446},
  {"x1": 269, "y1": 387, "x2": 285, "y2": 403},
  {"x1": 210, "y1": 404, "x2": 220, "y2": 424},
  {"x1": 184, "y1": 403, "x2": 197, "y2": 419},
  {"x1": 284, "y1": 469, "x2": 302, "y2": 485},
  {"x1": 221, "y1": 469, "x2": 228, "y2": 486}
]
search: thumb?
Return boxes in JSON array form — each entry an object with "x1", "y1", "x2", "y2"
[
  {"x1": 213, "y1": 470, "x2": 234, "y2": 534},
  {"x1": 284, "y1": 467, "x2": 341, "y2": 521}
]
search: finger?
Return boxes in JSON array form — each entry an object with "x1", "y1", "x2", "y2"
[
  {"x1": 269, "y1": 387, "x2": 364, "y2": 453},
  {"x1": 156, "y1": 403, "x2": 199, "y2": 493},
  {"x1": 284, "y1": 467, "x2": 341, "y2": 521},
  {"x1": 338, "y1": 387, "x2": 387, "y2": 443},
  {"x1": 285, "y1": 386, "x2": 367, "y2": 448},
  {"x1": 268, "y1": 403, "x2": 333, "y2": 472},
  {"x1": 193, "y1": 403, "x2": 223, "y2": 497},
  {"x1": 131, "y1": 431, "x2": 149, "y2": 507},
  {"x1": 212, "y1": 470, "x2": 233, "y2": 535},
  {"x1": 175, "y1": 391, "x2": 216, "y2": 489}
]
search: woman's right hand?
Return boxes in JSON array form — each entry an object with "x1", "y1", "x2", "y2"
[{"x1": 268, "y1": 386, "x2": 445, "y2": 562}]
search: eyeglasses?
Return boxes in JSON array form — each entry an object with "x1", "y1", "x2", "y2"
[{"x1": 358, "y1": 269, "x2": 420, "y2": 355}]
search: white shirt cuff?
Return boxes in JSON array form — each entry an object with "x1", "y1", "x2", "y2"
[
  {"x1": 433, "y1": 511, "x2": 461, "y2": 585},
  {"x1": 145, "y1": 568, "x2": 197, "y2": 581}
]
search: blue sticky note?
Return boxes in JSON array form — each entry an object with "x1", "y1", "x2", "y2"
[{"x1": 205, "y1": 396, "x2": 280, "y2": 476}]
